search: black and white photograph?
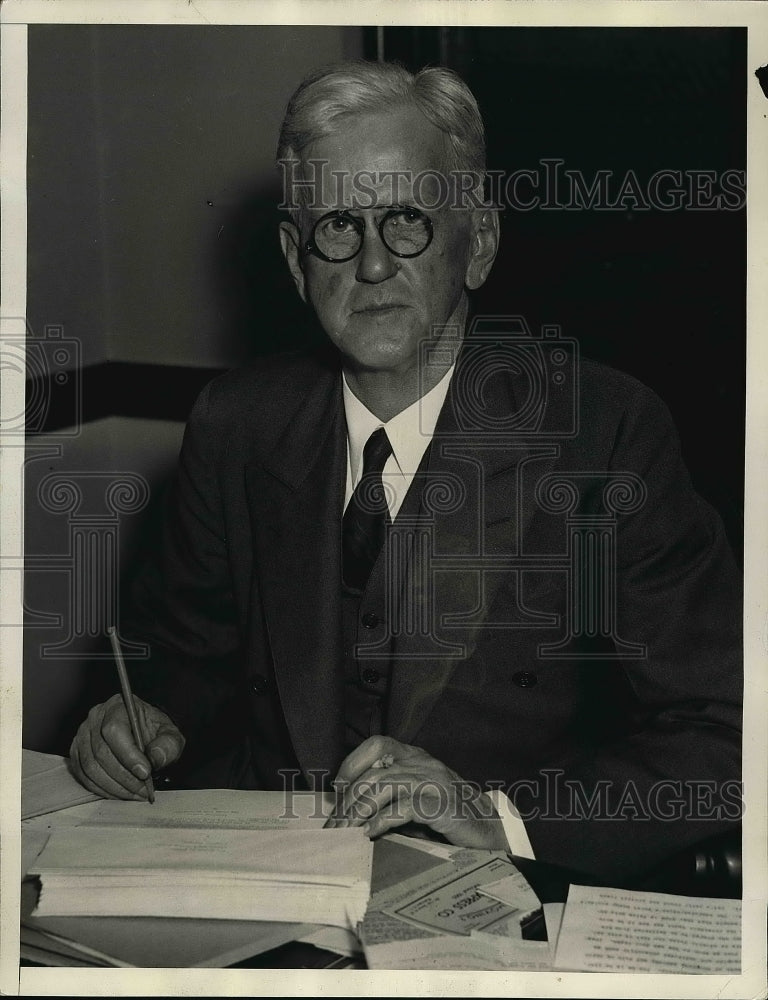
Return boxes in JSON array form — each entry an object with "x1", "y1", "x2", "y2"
[{"x1": 1, "y1": 1, "x2": 766, "y2": 995}]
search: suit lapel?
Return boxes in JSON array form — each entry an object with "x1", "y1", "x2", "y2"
[
  {"x1": 246, "y1": 367, "x2": 347, "y2": 783},
  {"x1": 387, "y1": 344, "x2": 560, "y2": 743}
]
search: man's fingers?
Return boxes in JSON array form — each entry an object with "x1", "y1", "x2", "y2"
[
  {"x1": 93, "y1": 725, "x2": 149, "y2": 791},
  {"x1": 363, "y1": 802, "x2": 418, "y2": 840},
  {"x1": 337, "y1": 755, "x2": 443, "y2": 817},
  {"x1": 134, "y1": 701, "x2": 184, "y2": 770},
  {"x1": 135, "y1": 698, "x2": 153, "y2": 749},
  {"x1": 144, "y1": 725, "x2": 184, "y2": 771},
  {"x1": 72, "y1": 701, "x2": 147, "y2": 797},
  {"x1": 71, "y1": 727, "x2": 146, "y2": 800},
  {"x1": 324, "y1": 743, "x2": 498, "y2": 849},
  {"x1": 326, "y1": 769, "x2": 398, "y2": 827},
  {"x1": 69, "y1": 743, "x2": 112, "y2": 799},
  {"x1": 333, "y1": 735, "x2": 400, "y2": 786},
  {"x1": 89, "y1": 719, "x2": 150, "y2": 796},
  {"x1": 69, "y1": 739, "x2": 103, "y2": 795},
  {"x1": 72, "y1": 748, "x2": 145, "y2": 802},
  {"x1": 99, "y1": 706, "x2": 153, "y2": 780},
  {"x1": 69, "y1": 696, "x2": 185, "y2": 798},
  {"x1": 336, "y1": 769, "x2": 415, "y2": 825},
  {"x1": 103, "y1": 697, "x2": 183, "y2": 777}
]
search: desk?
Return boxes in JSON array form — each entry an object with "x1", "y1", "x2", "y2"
[
  {"x1": 20, "y1": 834, "x2": 509, "y2": 969},
  {"x1": 19, "y1": 753, "x2": 742, "y2": 972},
  {"x1": 21, "y1": 829, "x2": 741, "y2": 972}
]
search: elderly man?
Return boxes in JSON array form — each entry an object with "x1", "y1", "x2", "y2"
[{"x1": 70, "y1": 61, "x2": 741, "y2": 884}]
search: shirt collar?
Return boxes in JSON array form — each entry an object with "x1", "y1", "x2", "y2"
[{"x1": 342, "y1": 364, "x2": 455, "y2": 482}]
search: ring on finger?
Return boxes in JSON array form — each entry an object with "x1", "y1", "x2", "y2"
[{"x1": 371, "y1": 753, "x2": 395, "y2": 769}]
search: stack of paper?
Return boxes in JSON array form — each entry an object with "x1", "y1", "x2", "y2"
[
  {"x1": 30, "y1": 825, "x2": 373, "y2": 931},
  {"x1": 20, "y1": 915, "x2": 317, "y2": 969},
  {"x1": 21, "y1": 750, "x2": 101, "y2": 819},
  {"x1": 360, "y1": 846, "x2": 550, "y2": 970}
]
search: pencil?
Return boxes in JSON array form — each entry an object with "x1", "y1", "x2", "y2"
[{"x1": 107, "y1": 626, "x2": 155, "y2": 804}]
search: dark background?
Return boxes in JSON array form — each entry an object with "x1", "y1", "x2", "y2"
[
  {"x1": 376, "y1": 27, "x2": 746, "y2": 555},
  {"x1": 24, "y1": 25, "x2": 746, "y2": 751}
]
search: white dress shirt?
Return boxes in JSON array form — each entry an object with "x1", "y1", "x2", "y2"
[
  {"x1": 341, "y1": 368, "x2": 535, "y2": 861},
  {"x1": 343, "y1": 365, "x2": 454, "y2": 516}
]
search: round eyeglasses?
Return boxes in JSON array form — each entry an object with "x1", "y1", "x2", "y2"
[{"x1": 303, "y1": 207, "x2": 434, "y2": 263}]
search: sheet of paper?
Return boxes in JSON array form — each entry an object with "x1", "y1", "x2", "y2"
[
  {"x1": 22, "y1": 800, "x2": 107, "y2": 837},
  {"x1": 21, "y1": 827, "x2": 50, "y2": 878},
  {"x1": 67, "y1": 788, "x2": 335, "y2": 829},
  {"x1": 383, "y1": 831, "x2": 458, "y2": 860},
  {"x1": 363, "y1": 850, "x2": 512, "y2": 949},
  {"x1": 21, "y1": 788, "x2": 335, "y2": 843},
  {"x1": 361, "y1": 849, "x2": 536, "y2": 945},
  {"x1": 382, "y1": 855, "x2": 531, "y2": 937},
  {"x1": 31, "y1": 824, "x2": 370, "y2": 880},
  {"x1": 21, "y1": 750, "x2": 101, "y2": 819},
  {"x1": 364, "y1": 933, "x2": 553, "y2": 970},
  {"x1": 25, "y1": 914, "x2": 317, "y2": 968},
  {"x1": 20, "y1": 922, "x2": 128, "y2": 967},
  {"x1": 22, "y1": 749, "x2": 66, "y2": 778},
  {"x1": 19, "y1": 943, "x2": 103, "y2": 969},
  {"x1": 543, "y1": 901, "x2": 565, "y2": 952},
  {"x1": 477, "y1": 869, "x2": 541, "y2": 915},
  {"x1": 371, "y1": 836, "x2": 447, "y2": 895},
  {"x1": 367, "y1": 849, "x2": 495, "y2": 914},
  {"x1": 553, "y1": 884, "x2": 741, "y2": 974},
  {"x1": 298, "y1": 925, "x2": 361, "y2": 958}
]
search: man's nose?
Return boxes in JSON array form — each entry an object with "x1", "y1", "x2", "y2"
[{"x1": 355, "y1": 225, "x2": 398, "y2": 284}]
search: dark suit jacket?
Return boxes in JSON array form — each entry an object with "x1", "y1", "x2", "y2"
[{"x1": 127, "y1": 336, "x2": 742, "y2": 883}]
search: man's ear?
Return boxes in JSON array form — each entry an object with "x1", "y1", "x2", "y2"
[
  {"x1": 279, "y1": 220, "x2": 307, "y2": 302},
  {"x1": 465, "y1": 209, "x2": 500, "y2": 291}
]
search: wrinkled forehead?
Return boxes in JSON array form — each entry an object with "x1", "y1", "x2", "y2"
[
  {"x1": 295, "y1": 165, "x2": 457, "y2": 216},
  {"x1": 293, "y1": 107, "x2": 455, "y2": 214}
]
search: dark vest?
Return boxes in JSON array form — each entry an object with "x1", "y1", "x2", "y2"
[{"x1": 342, "y1": 443, "x2": 433, "y2": 751}]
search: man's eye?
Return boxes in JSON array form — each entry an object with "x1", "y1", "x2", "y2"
[
  {"x1": 394, "y1": 209, "x2": 423, "y2": 226},
  {"x1": 329, "y1": 216, "x2": 354, "y2": 231}
]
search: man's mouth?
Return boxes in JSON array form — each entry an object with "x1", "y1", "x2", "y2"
[{"x1": 352, "y1": 303, "x2": 411, "y2": 314}]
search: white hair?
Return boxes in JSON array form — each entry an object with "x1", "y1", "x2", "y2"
[{"x1": 276, "y1": 60, "x2": 486, "y2": 215}]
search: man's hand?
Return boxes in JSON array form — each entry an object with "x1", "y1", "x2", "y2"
[
  {"x1": 325, "y1": 736, "x2": 509, "y2": 851},
  {"x1": 69, "y1": 694, "x2": 185, "y2": 800}
]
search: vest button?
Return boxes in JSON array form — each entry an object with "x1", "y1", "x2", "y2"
[
  {"x1": 362, "y1": 668, "x2": 381, "y2": 685},
  {"x1": 512, "y1": 671, "x2": 537, "y2": 688},
  {"x1": 361, "y1": 612, "x2": 380, "y2": 629},
  {"x1": 252, "y1": 674, "x2": 269, "y2": 694}
]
